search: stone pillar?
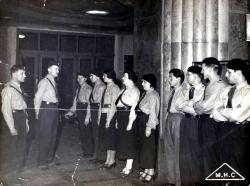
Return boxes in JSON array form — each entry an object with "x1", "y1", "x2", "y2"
[
  {"x1": 193, "y1": 0, "x2": 206, "y2": 62},
  {"x1": 228, "y1": 0, "x2": 248, "y2": 59},
  {"x1": 218, "y1": 0, "x2": 229, "y2": 60},
  {"x1": 181, "y1": 0, "x2": 193, "y2": 71}
]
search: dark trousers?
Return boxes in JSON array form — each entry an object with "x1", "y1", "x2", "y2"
[
  {"x1": 179, "y1": 117, "x2": 202, "y2": 185},
  {"x1": 13, "y1": 111, "x2": 27, "y2": 171},
  {"x1": 90, "y1": 104, "x2": 99, "y2": 156},
  {"x1": 77, "y1": 103, "x2": 94, "y2": 155},
  {"x1": 38, "y1": 102, "x2": 59, "y2": 166},
  {"x1": 199, "y1": 117, "x2": 219, "y2": 180},
  {"x1": 218, "y1": 122, "x2": 249, "y2": 186},
  {"x1": 116, "y1": 110, "x2": 137, "y2": 159},
  {"x1": 137, "y1": 112, "x2": 157, "y2": 169}
]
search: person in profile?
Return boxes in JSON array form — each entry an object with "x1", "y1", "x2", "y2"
[
  {"x1": 1, "y1": 64, "x2": 29, "y2": 182},
  {"x1": 34, "y1": 61, "x2": 60, "y2": 170}
]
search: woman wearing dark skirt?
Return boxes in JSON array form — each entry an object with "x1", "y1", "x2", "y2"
[
  {"x1": 116, "y1": 71, "x2": 140, "y2": 177},
  {"x1": 136, "y1": 74, "x2": 160, "y2": 182},
  {"x1": 98, "y1": 69, "x2": 120, "y2": 169}
]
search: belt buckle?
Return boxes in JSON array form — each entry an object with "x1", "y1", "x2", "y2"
[{"x1": 46, "y1": 102, "x2": 50, "y2": 105}]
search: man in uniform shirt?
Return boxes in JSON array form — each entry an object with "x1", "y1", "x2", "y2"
[
  {"x1": 89, "y1": 69, "x2": 106, "y2": 161},
  {"x1": 211, "y1": 59, "x2": 250, "y2": 185},
  {"x1": 34, "y1": 61, "x2": 59, "y2": 170},
  {"x1": 179, "y1": 66, "x2": 205, "y2": 185},
  {"x1": 66, "y1": 72, "x2": 93, "y2": 158},
  {"x1": 193, "y1": 57, "x2": 228, "y2": 181},
  {"x1": 1, "y1": 64, "x2": 29, "y2": 175},
  {"x1": 163, "y1": 68, "x2": 188, "y2": 186}
]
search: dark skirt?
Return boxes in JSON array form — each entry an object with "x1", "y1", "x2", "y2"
[
  {"x1": 116, "y1": 110, "x2": 137, "y2": 159},
  {"x1": 98, "y1": 113, "x2": 117, "y2": 151},
  {"x1": 136, "y1": 112, "x2": 157, "y2": 169},
  {"x1": 179, "y1": 116, "x2": 202, "y2": 184}
]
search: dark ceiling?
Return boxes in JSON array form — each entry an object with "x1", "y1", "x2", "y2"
[{"x1": 0, "y1": 0, "x2": 135, "y2": 33}]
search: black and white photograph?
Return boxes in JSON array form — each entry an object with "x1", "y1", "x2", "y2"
[{"x1": 0, "y1": 0, "x2": 250, "y2": 186}]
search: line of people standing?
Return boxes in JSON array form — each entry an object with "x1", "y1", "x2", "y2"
[
  {"x1": 162, "y1": 58, "x2": 250, "y2": 186},
  {"x1": 1, "y1": 60, "x2": 161, "y2": 182}
]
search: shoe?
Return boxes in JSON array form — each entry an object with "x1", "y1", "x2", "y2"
[
  {"x1": 142, "y1": 173, "x2": 155, "y2": 182},
  {"x1": 99, "y1": 164, "x2": 108, "y2": 170},
  {"x1": 121, "y1": 168, "x2": 133, "y2": 178},
  {"x1": 106, "y1": 162, "x2": 116, "y2": 169},
  {"x1": 17, "y1": 176, "x2": 30, "y2": 181},
  {"x1": 139, "y1": 171, "x2": 147, "y2": 180}
]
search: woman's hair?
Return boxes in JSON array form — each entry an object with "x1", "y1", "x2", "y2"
[{"x1": 142, "y1": 74, "x2": 157, "y2": 89}]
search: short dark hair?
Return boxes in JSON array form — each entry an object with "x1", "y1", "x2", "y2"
[
  {"x1": 227, "y1": 58, "x2": 248, "y2": 80},
  {"x1": 202, "y1": 57, "x2": 222, "y2": 75},
  {"x1": 103, "y1": 69, "x2": 116, "y2": 80},
  {"x1": 169, "y1": 68, "x2": 185, "y2": 84},
  {"x1": 142, "y1": 74, "x2": 157, "y2": 89},
  {"x1": 124, "y1": 70, "x2": 138, "y2": 83},
  {"x1": 11, "y1": 64, "x2": 25, "y2": 75},
  {"x1": 187, "y1": 66, "x2": 203, "y2": 80}
]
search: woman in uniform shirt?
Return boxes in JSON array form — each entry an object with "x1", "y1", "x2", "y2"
[
  {"x1": 116, "y1": 70, "x2": 140, "y2": 177},
  {"x1": 136, "y1": 74, "x2": 160, "y2": 182},
  {"x1": 99, "y1": 69, "x2": 120, "y2": 169}
]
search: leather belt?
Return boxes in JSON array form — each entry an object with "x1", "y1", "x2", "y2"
[
  {"x1": 102, "y1": 104, "x2": 111, "y2": 108},
  {"x1": 117, "y1": 106, "x2": 131, "y2": 111}
]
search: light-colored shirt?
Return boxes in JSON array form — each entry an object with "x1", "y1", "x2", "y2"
[
  {"x1": 70, "y1": 83, "x2": 92, "y2": 121},
  {"x1": 34, "y1": 74, "x2": 58, "y2": 112},
  {"x1": 196, "y1": 80, "x2": 228, "y2": 114},
  {"x1": 179, "y1": 83, "x2": 205, "y2": 115},
  {"x1": 102, "y1": 82, "x2": 120, "y2": 125},
  {"x1": 211, "y1": 81, "x2": 250, "y2": 123},
  {"x1": 139, "y1": 89, "x2": 160, "y2": 129},
  {"x1": 91, "y1": 80, "x2": 106, "y2": 103},
  {"x1": 116, "y1": 85, "x2": 140, "y2": 124},
  {"x1": 168, "y1": 85, "x2": 189, "y2": 114},
  {"x1": 1, "y1": 80, "x2": 27, "y2": 131}
]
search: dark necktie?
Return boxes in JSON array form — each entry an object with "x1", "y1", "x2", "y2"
[
  {"x1": 189, "y1": 87, "x2": 195, "y2": 100},
  {"x1": 89, "y1": 90, "x2": 94, "y2": 103},
  {"x1": 226, "y1": 87, "x2": 236, "y2": 108},
  {"x1": 167, "y1": 89, "x2": 175, "y2": 112}
]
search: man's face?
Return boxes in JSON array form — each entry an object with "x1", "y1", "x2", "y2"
[
  {"x1": 169, "y1": 73, "x2": 179, "y2": 87},
  {"x1": 13, "y1": 69, "x2": 26, "y2": 83},
  {"x1": 225, "y1": 69, "x2": 237, "y2": 84},
  {"x1": 202, "y1": 64, "x2": 210, "y2": 80},
  {"x1": 48, "y1": 65, "x2": 59, "y2": 78},
  {"x1": 77, "y1": 75, "x2": 86, "y2": 85},
  {"x1": 186, "y1": 71, "x2": 195, "y2": 86}
]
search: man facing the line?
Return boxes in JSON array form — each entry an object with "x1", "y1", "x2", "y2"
[{"x1": 34, "y1": 61, "x2": 59, "y2": 170}]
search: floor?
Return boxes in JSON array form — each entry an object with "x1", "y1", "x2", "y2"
[{"x1": 0, "y1": 119, "x2": 164, "y2": 186}]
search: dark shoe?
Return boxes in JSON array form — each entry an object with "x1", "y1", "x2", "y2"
[
  {"x1": 121, "y1": 168, "x2": 133, "y2": 178},
  {"x1": 106, "y1": 162, "x2": 116, "y2": 169}
]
